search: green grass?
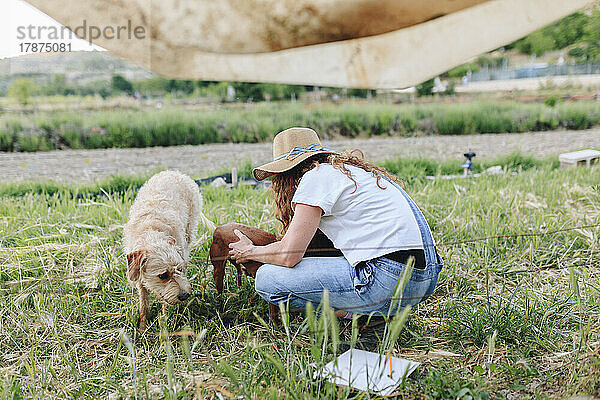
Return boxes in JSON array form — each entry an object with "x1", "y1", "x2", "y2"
[
  {"x1": 0, "y1": 161, "x2": 599, "y2": 399},
  {"x1": 1, "y1": 100, "x2": 599, "y2": 152},
  {"x1": 0, "y1": 153, "x2": 556, "y2": 198}
]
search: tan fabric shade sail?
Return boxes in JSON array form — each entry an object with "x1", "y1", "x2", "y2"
[{"x1": 26, "y1": 0, "x2": 594, "y2": 88}]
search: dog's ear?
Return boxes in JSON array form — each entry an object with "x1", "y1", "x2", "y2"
[{"x1": 126, "y1": 250, "x2": 148, "y2": 282}]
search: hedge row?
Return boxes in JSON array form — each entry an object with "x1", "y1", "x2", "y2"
[{"x1": 1, "y1": 101, "x2": 599, "y2": 152}]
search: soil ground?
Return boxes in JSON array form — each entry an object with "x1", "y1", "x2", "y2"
[{"x1": 1, "y1": 129, "x2": 599, "y2": 182}]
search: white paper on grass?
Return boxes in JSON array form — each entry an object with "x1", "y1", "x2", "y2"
[{"x1": 317, "y1": 349, "x2": 420, "y2": 395}]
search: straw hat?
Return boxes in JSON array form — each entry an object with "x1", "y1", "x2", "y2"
[{"x1": 253, "y1": 127, "x2": 336, "y2": 181}]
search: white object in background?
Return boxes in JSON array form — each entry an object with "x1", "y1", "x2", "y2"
[
  {"x1": 210, "y1": 177, "x2": 228, "y2": 188},
  {"x1": 558, "y1": 149, "x2": 600, "y2": 168},
  {"x1": 484, "y1": 165, "x2": 504, "y2": 175},
  {"x1": 317, "y1": 349, "x2": 419, "y2": 395}
]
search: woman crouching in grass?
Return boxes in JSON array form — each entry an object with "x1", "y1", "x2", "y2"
[{"x1": 228, "y1": 127, "x2": 443, "y2": 326}]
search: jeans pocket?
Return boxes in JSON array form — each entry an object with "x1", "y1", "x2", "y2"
[{"x1": 352, "y1": 261, "x2": 373, "y2": 294}]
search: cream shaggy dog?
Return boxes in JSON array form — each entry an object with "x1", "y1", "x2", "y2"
[{"x1": 123, "y1": 170, "x2": 215, "y2": 332}]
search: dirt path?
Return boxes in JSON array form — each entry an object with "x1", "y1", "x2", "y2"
[{"x1": 1, "y1": 129, "x2": 599, "y2": 183}]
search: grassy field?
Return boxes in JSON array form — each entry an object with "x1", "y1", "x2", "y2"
[
  {"x1": 0, "y1": 158, "x2": 599, "y2": 399},
  {"x1": 1, "y1": 100, "x2": 600, "y2": 152}
]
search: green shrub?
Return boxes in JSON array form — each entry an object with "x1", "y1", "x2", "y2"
[
  {"x1": 1, "y1": 101, "x2": 599, "y2": 152},
  {"x1": 7, "y1": 79, "x2": 38, "y2": 106},
  {"x1": 510, "y1": 11, "x2": 590, "y2": 55},
  {"x1": 447, "y1": 63, "x2": 480, "y2": 78},
  {"x1": 434, "y1": 109, "x2": 472, "y2": 135},
  {"x1": 0, "y1": 129, "x2": 15, "y2": 152},
  {"x1": 568, "y1": 47, "x2": 588, "y2": 61},
  {"x1": 544, "y1": 95, "x2": 559, "y2": 108},
  {"x1": 476, "y1": 55, "x2": 508, "y2": 68},
  {"x1": 444, "y1": 80, "x2": 456, "y2": 96},
  {"x1": 557, "y1": 103, "x2": 600, "y2": 129},
  {"x1": 416, "y1": 79, "x2": 435, "y2": 97},
  {"x1": 487, "y1": 153, "x2": 540, "y2": 171},
  {"x1": 111, "y1": 75, "x2": 133, "y2": 95}
]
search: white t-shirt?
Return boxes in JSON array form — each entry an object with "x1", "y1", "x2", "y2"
[{"x1": 291, "y1": 163, "x2": 424, "y2": 267}]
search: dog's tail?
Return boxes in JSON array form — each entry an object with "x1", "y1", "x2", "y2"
[{"x1": 199, "y1": 210, "x2": 217, "y2": 233}]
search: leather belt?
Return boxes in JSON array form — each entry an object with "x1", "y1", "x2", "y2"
[{"x1": 382, "y1": 249, "x2": 427, "y2": 269}]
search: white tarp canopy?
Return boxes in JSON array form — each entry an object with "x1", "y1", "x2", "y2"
[{"x1": 25, "y1": 0, "x2": 593, "y2": 88}]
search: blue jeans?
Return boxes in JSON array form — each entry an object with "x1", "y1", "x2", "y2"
[
  {"x1": 255, "y1": 255, "x2": 442, "y2": 315},
  {"x1": 255, "y1": 177, "x2": 443, "y2": 316}
]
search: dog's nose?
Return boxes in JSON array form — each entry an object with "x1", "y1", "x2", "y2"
[{"x1": 178, "y1": 292, "x2": 190, "y2": 301}]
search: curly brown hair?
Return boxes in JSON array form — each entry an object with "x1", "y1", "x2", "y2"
[{"x1": 270, "y1": 149, "x2": 403, "y2": 235}]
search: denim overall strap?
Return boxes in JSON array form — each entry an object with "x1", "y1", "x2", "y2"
[{"x1": 382, "y1": 177, "x2": 440, "y2": 267}]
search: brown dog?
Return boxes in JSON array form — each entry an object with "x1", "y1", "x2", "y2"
[{"x1": 209, "y1": 222, "x2": 341, "y2": 322}]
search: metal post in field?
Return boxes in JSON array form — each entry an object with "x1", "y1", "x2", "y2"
[{"x1": 232, "y1": 168, "x2": 238, "y2": 188}]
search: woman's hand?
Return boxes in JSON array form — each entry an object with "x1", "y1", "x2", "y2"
[
  {"x1": 226, "y1": 204, "x2": 322, "y2": 267},
  {"x1": 228, "y1": 229, "x2": 255, "y2": 264}
]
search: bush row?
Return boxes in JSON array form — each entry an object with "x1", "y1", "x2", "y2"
[{"x1": 1, "y1": 101, "x2": 599, "y2": 152}]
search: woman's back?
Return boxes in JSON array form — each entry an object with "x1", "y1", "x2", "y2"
[{"x1": 292, "y1": 163, "x2": 424, "y2": 266}]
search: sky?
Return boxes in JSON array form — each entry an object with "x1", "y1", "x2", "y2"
[{"x1": 1, "y1": 0, "x2": 103, "y2": 59}]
